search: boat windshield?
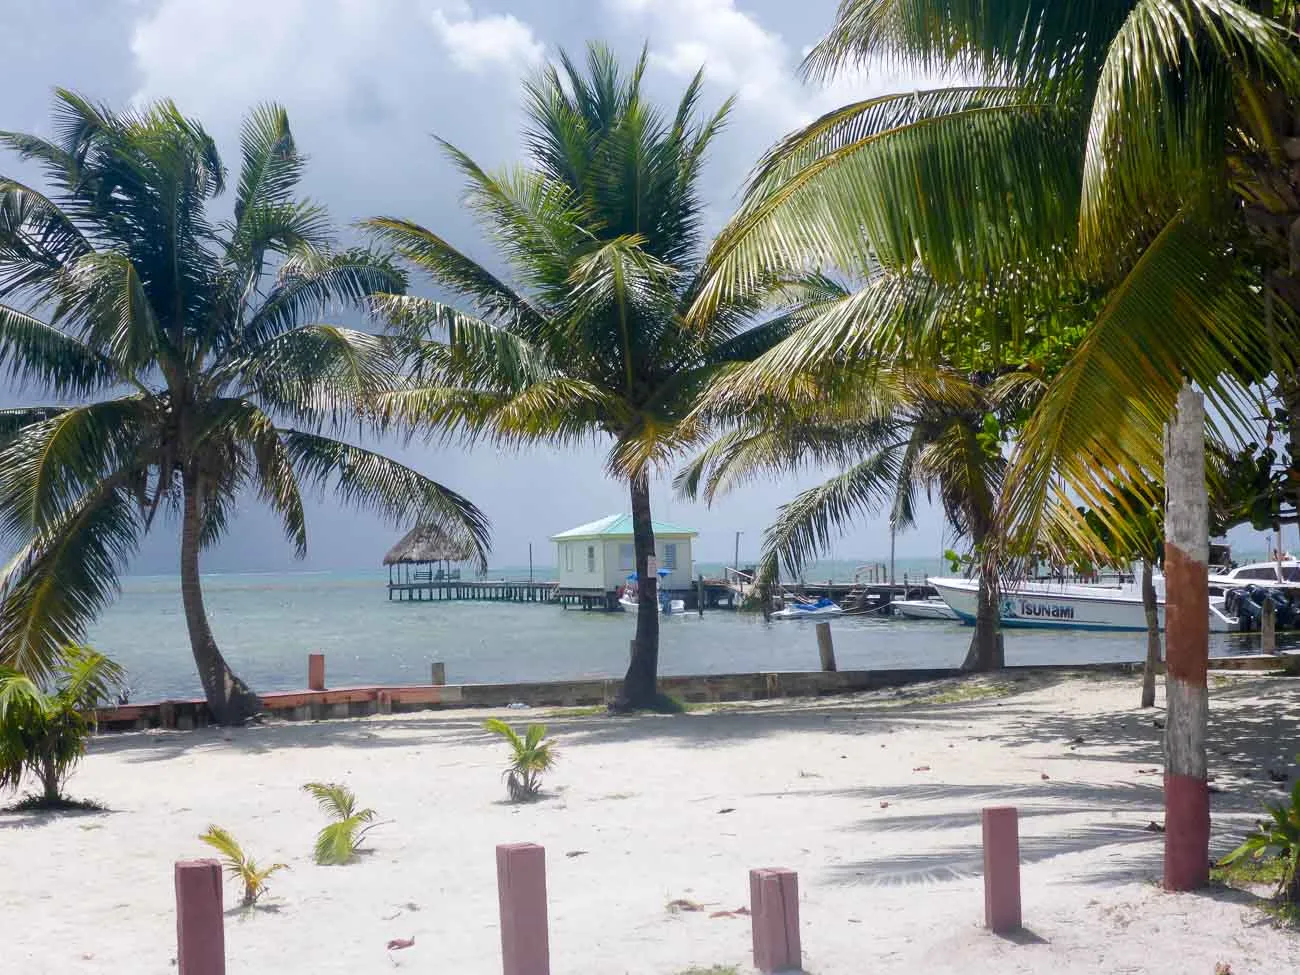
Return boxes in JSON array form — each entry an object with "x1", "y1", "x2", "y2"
[{"x1": 1284, "y1": 566, "x2": 1300, "y2": 582}]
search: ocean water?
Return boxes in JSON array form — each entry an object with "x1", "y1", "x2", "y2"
[{"x1": 84, "y1": 567, "x2": 1285, "y2": 702}]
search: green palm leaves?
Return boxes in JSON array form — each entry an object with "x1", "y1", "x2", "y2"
[
  {"x1": 483, "y1": 719, "x2": 556, "y2": 802},
  {"x1": 0, "y1": 93, "x2": 489, "y2": 719},
  {"x1": 692, "y1": 0, "x2": 1300, "y2": 561},
  {"x1": 0, "y1": 644, "x2": 123, "y2": 805},
  {"x1": 198, "y1": 825, "x2": 288, "y2": 907},
  {"x1": 302, "y1": 782, "x2": 379, "y2": 866}
]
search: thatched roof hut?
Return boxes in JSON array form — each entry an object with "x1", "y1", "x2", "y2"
[{"x1": 383, "y1": 524, "x2": 477, "y2": 566}]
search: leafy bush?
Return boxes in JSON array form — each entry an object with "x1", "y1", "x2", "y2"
[
  {"x1": 484, "y1": 719, "x2": 556, "y2": 801},
  {"x1": 302, "y1": 782, "x2": 378, "y2": 865},
  {"x1": 1221, "y1": 779, "x2": 1300, "y2": 902},
  {"x1": 199, "y1": 825, "x2": 287, "y2": 906},
  {"x1": 0, "y1": 646, "x2": 124, "y2": 807}
]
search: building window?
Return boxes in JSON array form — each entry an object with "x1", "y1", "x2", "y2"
[
  {"x1": 587, "y1": 545, "x2": 596, "y2": 573},
  {"x1": 564, "y1": 546, "x2": 573, "y2": 572},
  {"x1": 663, "y1": 543, "x2": 677, "y2": 570},
  {"x1": 619, "y1": 543, "x2": 634, "y2": 571}
]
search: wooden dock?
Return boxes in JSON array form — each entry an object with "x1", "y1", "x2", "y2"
[{"x1": 388, "y1": 579, "x2": 560, "y2": 603}]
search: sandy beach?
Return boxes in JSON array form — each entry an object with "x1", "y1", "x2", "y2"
[{"x1": 4, "y1": 671, "x2": 1300, "y2": 974}]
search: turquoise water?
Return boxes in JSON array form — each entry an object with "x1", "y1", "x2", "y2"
[{"x1": 85, "y1": 567, "x2": 1281, "y2": 702}]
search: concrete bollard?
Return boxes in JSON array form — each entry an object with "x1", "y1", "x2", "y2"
[
  {"x1": 431, "y1": 661, "x2": 446, "y2": 685},
  {"x1": 308, "y1": 653, "x2": 326, "y2": 691},
  {"x1": 815, "y1": 621, "x2": 837, "y2": 672},
  {"x1": 982, "y1": 806, "x2": 1022, "y2": 934},
  {"x1": 497, "y1": 843, "x2": 549, "y2": 975},
  {"x1": 175, "y1": 859, "x2": 225, "y2": 975},
  {"x1": 1263, "y1": 597, "x2": 1277, "y2": 653},
  {"x1": 750, "y1": 868, "x2": 801, "y2": 973}
]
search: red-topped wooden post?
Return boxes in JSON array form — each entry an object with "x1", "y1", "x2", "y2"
[
  {"x1": 1163, "y1": 385, "x2": 1210, "y2": 890},
  {"x1": 175, "y1": 859, "x2": 224, "y2": 975},
  {"x1": 307, "y1": 653, "x2": 326, "y2": 691},
  {"x1": 750, "y1": 868, "x2": 801, "y2": 973},
  {"x1": 497, "y1": 843, "x2": 549, "y2": 975},
  {"x1": 981, "y1": 807, "x2": 1021, "y2": 933}
]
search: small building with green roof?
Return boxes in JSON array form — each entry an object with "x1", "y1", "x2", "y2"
[{"x1": 550, "y1": 513, "x2": 698, "y2": 596}]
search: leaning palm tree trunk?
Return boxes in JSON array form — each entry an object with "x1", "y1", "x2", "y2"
[
  {"x1": 1140, "y1": 558, "x2": 1161, "y2": 708},
  {"x1": 181, "y1": 474, "x2": 261, "y2": 725},
  {"x1": 618, "y1": 473, "x2": 661, "y2": 710}
]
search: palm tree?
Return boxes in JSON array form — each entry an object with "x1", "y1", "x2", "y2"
[
  {"x1": 0, "y1": 644, "x2": 123, "y2": 806},
  {"x1": 483, "y1": 718, "x2": 556, "y2": 802},
  {"x1": 691, "y1": 0, "x2": 1293, "y2": 550},
  {"x1": 368, "y1": 46, "x2": 816, "y2": 709},
  {"x1": 681, "y1": 363, "x2": 1019, "y2": 669},
  {"x1": 0, "y1": 93, "x2": 490, "y2": 724}
]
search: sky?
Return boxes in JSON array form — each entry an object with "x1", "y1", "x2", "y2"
[{"x1": 1, "y1": 0, "x2": 1280, "y2": 574}]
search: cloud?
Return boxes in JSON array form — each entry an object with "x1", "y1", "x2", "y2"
[
  {"x1": 431, "y1": 4, "x2": 545, "y2": 73},
  {"x1": 606, "y1": 0, "x2": 933, "y2": 131}
]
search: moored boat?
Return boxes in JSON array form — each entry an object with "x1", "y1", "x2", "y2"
[
  {"x1": 770, "y1": 597, "x2": 844, "y2": 620},
  {"x1": 929, "y1": 576, "x2": 1237, "y2": 633},
  {"x1": 891, "y1": 597, "x2": 959, "y2": 621},
  {"x1": 618, "y1": 591, "x2": 686, "y2": 615}
]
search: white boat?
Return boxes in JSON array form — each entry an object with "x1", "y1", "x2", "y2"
[
  {"x1": 618, "y1": 592, "x2": 686, "y2": 615},
  {"x1": 1209, "y1": 559, "x2": 1300, "y2": 595},
  {"x1": 929, "y1": 576, "x2": 1238, "y2": 633},
  {"x1": 771, "y1": 597, "x2": 844, "y2": 620},
  {"x1": 892, "y1": 597, "x2": 959, "y2": 621}
]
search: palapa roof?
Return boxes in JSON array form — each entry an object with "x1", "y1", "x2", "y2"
[
  {"x1": 382, "y1": 524, "x2": 477, "y2": 565},
  {"x1": 550, "y1": 513, "x2": 697, "y2": 541}
]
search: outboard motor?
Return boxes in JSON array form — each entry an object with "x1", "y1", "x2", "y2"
[{"x1": 1232, "y1": 586, "x2": 1263, "y2": 632}]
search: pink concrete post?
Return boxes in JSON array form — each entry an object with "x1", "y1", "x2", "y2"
[
  {"x1": 497, "y1": 843, "x2": 549, "y2": 975},
  {"x1": 750, "y1": 868, "x2": 801, "y2": 973},
  {"x1": 982, "y1": 807, "x2": 1021, "y2": 933},
  {"x1": 307, "y1": 653, "x2": 326, "y2": 691},
  {"x1": 175, "y1": 859, "x2": 225, "y2": 975}
]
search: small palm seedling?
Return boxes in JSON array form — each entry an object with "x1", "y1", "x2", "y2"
[
  {"x1": 0, "y1": 646, "x2": 124, "y2": 808},
  {"x1": 199, "y1": 825, "x2": 287, "y2": 907},
  {"x1": 302, "y1": 782, "x2": 378, "y2": 865},
  {"x1": 483, "y1": 719, "x2": 556, "y2": 802},
  {"x1": 1221, "y1": 779, "x2": 1300, "y2": 903}
]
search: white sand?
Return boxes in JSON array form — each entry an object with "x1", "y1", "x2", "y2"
[{"x1": 4, "y1": 672, "x2": 1300, "y2": 974}]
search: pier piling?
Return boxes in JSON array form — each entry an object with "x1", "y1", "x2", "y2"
[
  {"x1": 981, "y1": 807, "x2": 1021, "y2": 934},
  {"x1": 175, "y1": 859, "x2": 225, "y2": 975},
  {"x1": 816, "y1": 622, "x2": 837, "y2": 672}
]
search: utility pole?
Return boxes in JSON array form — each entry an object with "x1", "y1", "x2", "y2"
[
  {"x1": 733, "y1": 530, "x2": 742, "y2": 572},
  {"x1": 1163, "y1": 385, "x2": 1209, "y2": 891}
]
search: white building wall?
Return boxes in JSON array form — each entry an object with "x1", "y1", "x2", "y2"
[
  {"x1": 601, "y1": 537, "x2": 693, "y2": 591},
  {"x1": 556, "y1": 539, "x2": 605, "y2": 589}
]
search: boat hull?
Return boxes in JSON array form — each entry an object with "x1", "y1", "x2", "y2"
[
  {"x1": 619, "y1": 594, "x2": 686, "y2": 615},
  {"x1": 929, "y1": 577, "x2": 1235, "y2": 633},
  {"x1": 892, "y1": 599, "x2": 959, "y2": 621}
]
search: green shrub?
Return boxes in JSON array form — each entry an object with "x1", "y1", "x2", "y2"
[
  {"x1": 199, "y1": 825, "x2": 287, "y2": 906},
  {"x1": 302, "y1": 782, "x2": 379, "y2": 865},
  {"x1": 1221, "y1": 779, "x2": 1300, "y2": 902},
  {"x1": 484, "y1": 719, "x2": 556, "y2": 801},
  {"x1": 0, "y1": 646, "x2": 123, "y2": 807}
]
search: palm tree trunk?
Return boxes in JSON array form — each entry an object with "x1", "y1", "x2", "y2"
[
  {"x1": 41, "y1": 754, "x2": 60, "y2": 803},
  {"x1": 181, "y1": 472, "x2": 261, "y2": 725},
  {"x1": 614, "y1": 472, "x2": 660, "y2": 710},
  {"x1": 961, "y1": 555, "x2": 1004, "y2": 672},
  {"x1": 1140, "y1": 559, "x2": 1162, "y2": 708}
]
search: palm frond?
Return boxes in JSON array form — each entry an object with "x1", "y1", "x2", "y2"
[
  {"x1": 364, "y1": 218, "x2": 546, "y2": 331},
  {"x1": 0, "y1": 475, "x2": 142, "y2": 681},
  {"x1": 1080, "y1": 0, "x2": 1300, "y2": 262},
  {"x1": 0, "y1": 304, "x2": 121, "y2": 395},
  {"x1": 280, "y1": 430, "x2": 491, "y2": 571},
  {"x1": 755, "y1": 448, "x2": 908, "y2": 585},
  {"x1": 1002, "y1": 211, "x2": 1266, "y2": 553},
  {"x1": 302, "y1": 781, "x2": 358, "y2": 820},
  {"x1": 691, "y1": 88, "x2": 1080, "y2": 322}
]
